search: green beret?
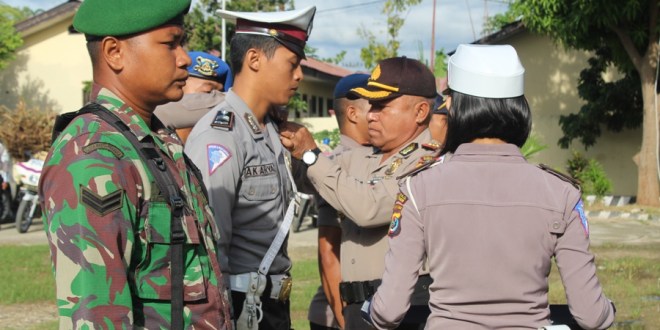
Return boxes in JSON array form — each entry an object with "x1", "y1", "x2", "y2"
[{"x1": 73, "y1": 0, "x2": 191, "y2": 37}]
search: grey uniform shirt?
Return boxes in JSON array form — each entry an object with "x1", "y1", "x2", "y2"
[
  {"x1": 307, "y1": 129, "x2": 439, "y2": 282},
  {"x1": 370, "y1": 143, "x2": 615, "y2": 330},
  {"x1": 185, "y1": 90, "x2": 294, "y2": 285},
  {"x1": 155, "y1": 90, "x2": 226, "y2": 129}
]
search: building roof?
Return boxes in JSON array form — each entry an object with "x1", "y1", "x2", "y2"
[
  {"x1": 473, "y1": 20, "x2": 526, "y2": 45},
  {"x1": 301, "y1": 57, "x2": 354, "y2": 81},
  {"x1": 15, "y1": 0, "x2": 81, "y2": 37},
  {"x1": 448, "y1": 20, "x2": 526, "y2": 55}
]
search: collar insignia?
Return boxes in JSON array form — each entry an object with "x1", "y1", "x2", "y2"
[
  {"x1": 244, "y1": 113, "x2": 262, "y2": 134},
  {"x1": 385, "y1": 158, "x2": 403, "y2": 176},
  {"x1": 399, "y1": 143, "x2": 419, "y2": 157}
]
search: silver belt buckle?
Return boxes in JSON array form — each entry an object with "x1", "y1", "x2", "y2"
[{"x1": 277, "y1": 276, "x2": 292, "y2": 301}]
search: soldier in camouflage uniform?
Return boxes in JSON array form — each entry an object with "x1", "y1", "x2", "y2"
[{"x1": 38, "y1": 0, "x2": 231, "y2": 328}]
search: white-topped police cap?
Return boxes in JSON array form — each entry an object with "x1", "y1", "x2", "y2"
[
  {"x1": 217, "y1": 6, "x2": 316, "y2": 59},
  {"x1": 448, "y1": 44, "x2": 525, "y2": 98}
]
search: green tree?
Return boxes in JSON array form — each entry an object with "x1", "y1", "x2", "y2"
[
  {"x1": 510, "y1": 0, "x2": 660, "y2": 206},
  {"x1": 358, "y1": 0, "x2": 423, "y2": 70},
  {"x1": 0, "y1": 4, "x2": 32, "y2": 70}
]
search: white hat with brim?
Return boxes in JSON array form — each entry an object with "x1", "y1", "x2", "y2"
[
  {"x1": 448, "y1": 44, "x2": 525, "y2": 98},
  {"x1": 216, "y1": 6, "x2": 316, "y2": 58}
]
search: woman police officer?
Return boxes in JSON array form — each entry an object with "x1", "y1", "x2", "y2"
[{"x1": 362, "y1": 44, "x2": 615, "y2": 329}]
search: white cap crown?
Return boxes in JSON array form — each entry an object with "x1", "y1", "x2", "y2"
[{"x1": 448, "y1": 44, "x2": 525, "y2": 98}]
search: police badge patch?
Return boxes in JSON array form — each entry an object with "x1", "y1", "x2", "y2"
[
  {"x1": 207, "y1": 144, "x2": 231, "y2": 175},
  {"x1": 574, "y1": 199, "x2": 589, "y2": 237},
  {"x1": 388, "y1": 192, "x2": 409, "y2": 237}
]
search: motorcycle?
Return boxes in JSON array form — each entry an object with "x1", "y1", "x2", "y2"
[{"x1": 12, "y1": 157, "x2": 43, "y2": 233}]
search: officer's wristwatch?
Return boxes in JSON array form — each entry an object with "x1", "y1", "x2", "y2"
[{"x1": 302, "y1": 148, "x2": 321, "y2": 166}]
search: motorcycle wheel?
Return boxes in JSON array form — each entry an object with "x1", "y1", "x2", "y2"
[{"x1": 15, "y1": 199, "x2": 34, "y2": 233}]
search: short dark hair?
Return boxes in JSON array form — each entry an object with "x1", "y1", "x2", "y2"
[
  {"x1": 86, "y1": 40, "x2": 101, "y2": 67},
  {"x1": 332, "y1": 97, "x2": 350, "y2": 129},
  {"x1": 229, "y1": 34, "x2": 282, "y2": 75},
  {"x1": 442, "y1": 91, "x2": 531, "y2": 154}
]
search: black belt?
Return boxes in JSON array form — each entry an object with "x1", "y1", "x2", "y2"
[
  {"x1": 340, "y1": 275, "x2": 432, "y2": 305},
  {"x1": 339, "y1": 279, "x2": 382, "y2": 305}
]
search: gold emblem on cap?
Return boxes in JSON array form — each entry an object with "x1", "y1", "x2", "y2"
[
  {"x1": 268, "y1": 29, "x2": 278, "y2": 36},
  {"x1": 194, "y1": 56, "x2": 219, "y2": 77},
  {"x1": 371, "y1": 65, "x2": 381, "y2": 81}
]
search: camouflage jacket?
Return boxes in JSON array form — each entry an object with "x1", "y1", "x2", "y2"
[{"x1": 39, "y1": 87, "x2": 232, "y2": 329}]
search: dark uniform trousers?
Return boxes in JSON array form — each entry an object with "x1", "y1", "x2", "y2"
[
  {"x1": 231, "y1": 291, "x2": 291, "y2": 330},
  {"x1": 342, "y1": 275, "x2": 432, "y2": 330}
]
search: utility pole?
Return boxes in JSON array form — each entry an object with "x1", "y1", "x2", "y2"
[
  {"x1": 430, "y1": 0, "x2": 437, "y2": 70},
  {"x1": 221, "y1": 0, "x2": 227, "y2": 60}
]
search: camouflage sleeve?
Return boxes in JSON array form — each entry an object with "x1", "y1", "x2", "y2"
[{"x1": 40, "y1": 131, "x2": 143, "y2": 328}]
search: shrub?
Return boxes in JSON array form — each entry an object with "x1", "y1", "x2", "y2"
[
  {"x1": 0, "y1": 101, "x2": 55, "y2": 161},
  {"x1": 520, "y1": 133, "x2": 547, "y2": 160},
  {"x1": 566, "y1": 151, "x2": 613, "y2": 200}
]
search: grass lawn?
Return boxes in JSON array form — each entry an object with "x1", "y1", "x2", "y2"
[{"x1": 1, "y1": 243, "x2": 658, "y2": 329}]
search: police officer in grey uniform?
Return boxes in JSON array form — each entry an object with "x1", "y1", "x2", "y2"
[
  {"x1": 185, "y1": 6, "x2": 316, "y2": 330},
  {"x1": 308, "y1": 73, "x2": 372, "y2": 330},
  {"x1": 363, "y1": 44, "x2": 616, "y2": 329},
  {"x1": 155, "y1": 51, "x2": 231, "y2": 143},
  {"x1": 281, "y1": 57, "x2": 441, "y2": 329}
]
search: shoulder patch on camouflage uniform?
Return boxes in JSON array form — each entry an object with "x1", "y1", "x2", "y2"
[
  {"x1": 398, "y1": 142, "x2": 418, "y2": 157},
  {"x1": 537, "y1": 163, "x2": 581, "y2": 191},
  {"x1": 396, "y1": 155, "x2": 441, "y2": 180},
  {"x1": 244, "y1": 113, "x2": 262, "y2": 134},
  {"x1": 80, "y1": 186, "x2": 124, "y2": 216},
  {"x1": 211, "y1": 110, "x2": 234, "y2": 130},
  {"x1": 82, "y1": 142, "x2": 124, "y2": 159}
]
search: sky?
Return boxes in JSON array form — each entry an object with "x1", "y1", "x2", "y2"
[{"x1": 6, "y1": 0, "x2": 511, "y2": 70}]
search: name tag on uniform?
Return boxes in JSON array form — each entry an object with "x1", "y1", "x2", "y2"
[{"x1": 244, "y1": 163, "x2": 276, "y2": 178}]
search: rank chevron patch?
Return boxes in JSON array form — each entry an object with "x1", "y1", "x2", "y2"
[{"x1": 80, "y1": 186, "x2": 124, "y2": 216}]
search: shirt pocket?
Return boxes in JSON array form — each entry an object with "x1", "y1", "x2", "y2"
[
  {"x1": 237, "y1": 176, "x2": 280, "y2": 229},
  {"x1": 134, "y1": 201, "x2": 208, "y2": 302},
  {"x1": 240, "y1": 175, "x2": 279, "y2": 202}
]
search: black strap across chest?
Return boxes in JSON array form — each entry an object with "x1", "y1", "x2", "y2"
[{"x1": 53, "y1": 102, "x2": 192, "y2": 329}]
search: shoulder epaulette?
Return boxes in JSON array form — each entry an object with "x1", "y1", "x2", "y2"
[
  {"x1": 396, "y1": 155, "x2": 441, "y2": 180},
  {"x1": 421, "y1": 140, "x2": 441, "y2": 151},
  {"x1": 537, "y1": 163, "x2": 581, "y2": 191},
  {"x1": 210, "y1": 110, "x2": 234, "y2": 130}
]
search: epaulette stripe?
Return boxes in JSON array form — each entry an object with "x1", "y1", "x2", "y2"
[{"x1": 537, "y1": 164, "x2": 581, "y2": 191}]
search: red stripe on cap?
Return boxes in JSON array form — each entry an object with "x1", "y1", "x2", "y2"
[{"x1": 236, "y1": 19, "x2": 308, "y2": 42}]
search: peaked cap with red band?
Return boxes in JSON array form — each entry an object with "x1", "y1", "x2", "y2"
[{"x1": 217, "y1": 6, "x2": 316, "y2": 59}]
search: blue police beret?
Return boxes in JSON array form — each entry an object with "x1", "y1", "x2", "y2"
[
  {"x1": 187, "y1": 51, "x2": 233, "y2": 92},
  {"x1": 334, "y1": 73, "x2": 370, "y2": 99}
]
